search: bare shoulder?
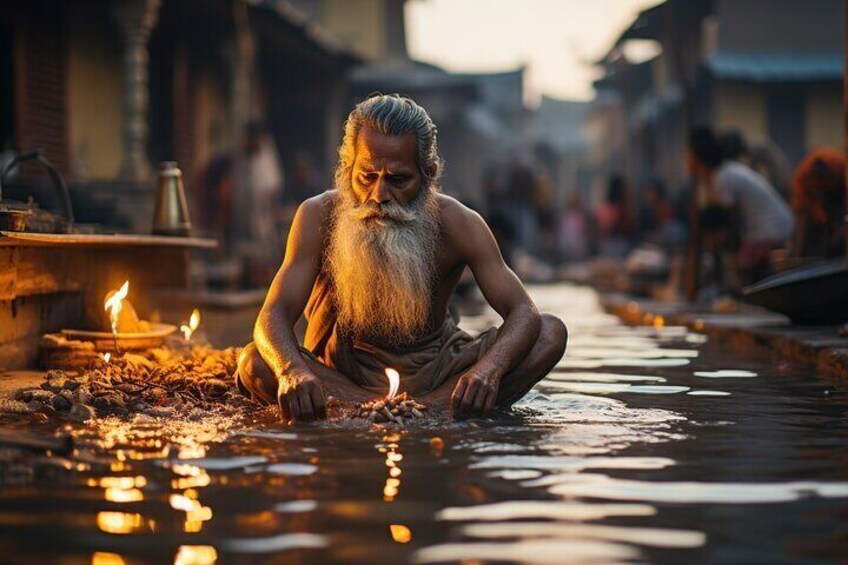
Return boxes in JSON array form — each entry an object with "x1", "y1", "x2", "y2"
[
  {"x1": 437, "y1": 193, "x2": 498, "y2": 261},
  {"x1": 438, "y1": 193, "x2": 491, "y2": 241},
  {"x1": 293, "y1": 191, "x2": 337, "y2": 235},
  {"x1": 298, "y1": 190, "x2": 337, "y2": 222},
  {"x1": 287, "y1": 190, "x2": 337, "y2": 258}
]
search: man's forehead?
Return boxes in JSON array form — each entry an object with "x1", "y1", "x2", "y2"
[{"x1": 354, "y1": 127, "x2": 417, "y2": 168}]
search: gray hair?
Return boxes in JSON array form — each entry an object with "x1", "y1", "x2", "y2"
[{"x1": 334, "y1": 94, "x2": 444, "y2": 194}]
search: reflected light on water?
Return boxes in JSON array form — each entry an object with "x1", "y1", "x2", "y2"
[
  {"x1": 381, "y1": 434, "x2": 404, "y2": 503},
  {"x1": 390, "y1": 524, "x2": 412, "y2": 543},
  {"x1": 96, "y1": 512, "x2": 144, "y2": 534},
  {"x1": 174, "y1": 545, "x2": 218, "y2": 565},
  {"x1": 92, "y1": 552, "x2": 127, "y2": 565},
  {"x1": 171, "y1": 464, "x2": 212, "y2": 490},
  {"x1": 169, "y1": 494, "x2": 213, "y2": 532},
  {"x1": 438, "y1": 501, "x2": 656, "y2": 521},
  {"x1": 104, "y1": 487, "x2": 144, "y2": 503},
  {"x1": 539, "y1": 473, "x2": 848, "y2": 503},
  {"x1": 694, "y1": 369, "x2": 758, "y2": 378},
  {"x1": 415, "y1": 539, "x2": 639, "y2": 564},
  {"x1": 178, "y1": 445, "x2": 208, "y2": 460},
  {"x1": 89, "y1": 476, "x2": 147, "y2": 489},
  {"x1": 459, "y1": 522, "x2": 705, "y2": 548}
]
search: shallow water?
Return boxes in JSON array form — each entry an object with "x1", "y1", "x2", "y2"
[{"x1": 2, "y1": 284, "x2": 848, "y2": 564}]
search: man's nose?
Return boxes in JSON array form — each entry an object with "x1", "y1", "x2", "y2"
[{"x1": 370, "y1": 177, "x2": 392, "y2": 204}]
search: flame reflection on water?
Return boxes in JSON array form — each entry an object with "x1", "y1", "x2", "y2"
[
  {"x1": 390, "y1": 524, "x2": 412, "y2": 543},
  {"x1": 91, "y1": 552, "x2": 127, "y2": 565},
  {"x1": 174, "y1": 545, "x2": 218, "y2": 565},
  {"x1": 96, "y1": 512, "x2": 145, "y2": 535}
]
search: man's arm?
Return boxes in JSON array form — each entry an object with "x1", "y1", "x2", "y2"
[
  {"x1": 254, "y1": 195, "x2": 328, "y2": 421},
  {"x1": 446, "y1": 202, "x2": 542, "y2": 415}
]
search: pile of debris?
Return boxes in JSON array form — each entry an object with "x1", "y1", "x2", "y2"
[
  {"x1": 3, "y1": 346, "x2": 259, "y2": 422},
  {"x1": 349, "y1": 392, "x2": 428, "y2": 426}
]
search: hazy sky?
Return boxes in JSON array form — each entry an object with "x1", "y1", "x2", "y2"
[{"x1": 406, "y1": 0, "x2": 661, "y2": 103}]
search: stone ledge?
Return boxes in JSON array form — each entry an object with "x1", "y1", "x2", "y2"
[{"x1": 602, "y1": 294, "x2": 848, "y2": 382}]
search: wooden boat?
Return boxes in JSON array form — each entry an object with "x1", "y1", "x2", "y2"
[{"x1": 743, "y1": 259, "x2": 848, "y2": 325}]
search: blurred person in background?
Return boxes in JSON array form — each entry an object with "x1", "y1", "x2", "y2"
[
  {"x1": 532, "y1": 171, "x2": 557, "y2": 261},
  {"x1": 279, "y1": 150, "x2": 324, "y2": 247},
  {"x1": 720, "y1": 129, "x2": 749, "y2": 164},
  {"x1": 234, "y1": 121, "x2": 285, "y2": 286},
  {"x1": 720, "y1": 129, "x2": 792, "y2": 200},
  {"x1": 504, "y1": 155, "x2": 538, "y2": 252},
  {"x1": 558, "y1": 190, "x2": 592, "y2": 262},
  {"x1": 283, "y1": 151, "x2": 323, "y2": 213},
  {"x1": 595, "y1": 174, "x2": 633, "y2": 258},
  {"x1": 197, "y1": 121, "x2": 285, "y2": 287},
  {"x1": 748, "y1": 139, "x2": 793, "y2": 200},
  {"x1": 637, "y1": 177, "x2": 675, "y2": 244},
  {"x1": 790, "y1": 147, "x2": 845, "y2": 259},
  {"x1": 688, "y1": 126, "x2": 794, "y2": 287}
]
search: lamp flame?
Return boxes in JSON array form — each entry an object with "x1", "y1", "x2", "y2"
[
  {"x1": 181, "y1": 309, "x2": 201, "y2": 341},
  {"x1": 104, "y1": 281, "x2": 130, "y2": 334},
  {"x1": 103, "y1": 352, "x2": 111, "y2": 364},
  {"x1": 385, "y1": 368, "x2": 400, "y2": 400}
]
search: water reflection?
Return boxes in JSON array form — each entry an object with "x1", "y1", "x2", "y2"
[
  {"x1": 379, "y1": 434, "x2": 404, "y2": 502},
  {"x1": 92, "y1": 552, "x2": 128, "y2": 565},
  {"x1": 532, "y1": 473, "x2": 848, "y2": 503},
  {"x1": 389, "y1": 523, "x2": 412, "y2": 543},
  {"x1": 1, "y1": 283, "x2": 847, "y2": 563},
  {"x1": 174, "y1": 545, "x2": 218, "y2": 565},
  {"x1": 694, "y1": 369, "x2": 758, "y2": 378},
  {"x1": 96, "y1": 511, "x2": 147, "y2": 534}
]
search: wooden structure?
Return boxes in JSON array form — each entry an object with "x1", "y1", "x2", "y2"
[{"x1": 0, "y1": 232, "x2": 214, "y2": 369}]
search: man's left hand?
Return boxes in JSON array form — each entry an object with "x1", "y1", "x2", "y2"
[{"x1": 450, "y1": 370, "x2": 499, "y2": 417}]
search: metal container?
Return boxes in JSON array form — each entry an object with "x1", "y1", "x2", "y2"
[{"x1": 152, "y1": 161, "x2": 192, "y2": 236}]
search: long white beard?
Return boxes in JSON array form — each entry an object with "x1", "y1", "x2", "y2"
[{"x1": 327, "y1": 188, "x2": 441, "y2": 346}]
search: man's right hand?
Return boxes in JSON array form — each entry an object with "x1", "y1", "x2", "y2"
[{"x1": 277, "y1": 371, "x2": 327, "y2": 423}]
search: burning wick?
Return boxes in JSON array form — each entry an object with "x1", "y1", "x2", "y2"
[
  {"x1": 104, "y1": 281, "x2": 129, "y2": 355},
  {"x1": 385, "y1": 368, "x2": 400, "y2": 400},
  {"x1": 102, "y1": 352, "x2": 111, "y2": 364},
  {"x1": 181, "y1": 309, "x2": 201, "y2": 341}
]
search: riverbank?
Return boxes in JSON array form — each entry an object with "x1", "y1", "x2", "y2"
[{"x1": 602, "y1": 293, "x2": 848, "y2": 382}]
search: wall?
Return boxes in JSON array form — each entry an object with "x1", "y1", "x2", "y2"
[
  {"x1": 805, "y1": 84, "x2": 843, "y2": 151},
  {"x1": 322, "y1": 0, "x2": 385, "y2": 61},
  {"x1": 191, "y1": 64, "x2": 231, "y2": 177},
  {"x1": 717, "y1": 0, "x2": 844, "y2": 55},
  {"x1": 67, "y1": 2, "x2": 123, "y2": 181},
  {"x1": 714, "y1": 82, "x2": 767, "y2": 140}
]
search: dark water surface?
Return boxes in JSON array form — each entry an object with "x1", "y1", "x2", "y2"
[{"x1": 1, "y1": 284, "x2": 847, "y2": 564}]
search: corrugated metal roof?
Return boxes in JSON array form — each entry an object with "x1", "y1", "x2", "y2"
[{"x1": 706, "y1": 52, "x2": 844, "y2": 81}]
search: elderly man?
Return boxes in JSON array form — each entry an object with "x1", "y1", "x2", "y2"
[{"x1": 235, "y1": 94, "x2": 567, "y2": 422}]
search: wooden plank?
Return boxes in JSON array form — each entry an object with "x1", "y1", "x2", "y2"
[
  {"x1": 0, "y1": 293, "x2": 83, "y2": 370},
  {"x1": 0, "y1": 248, "x2": 17, "y2": 300},
  {"x1": 0, "y1": 231, "x2": 217, "y2": 249},
  {"x1": 14, "y1": 247, "x2": 78, "y2": 297}
]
